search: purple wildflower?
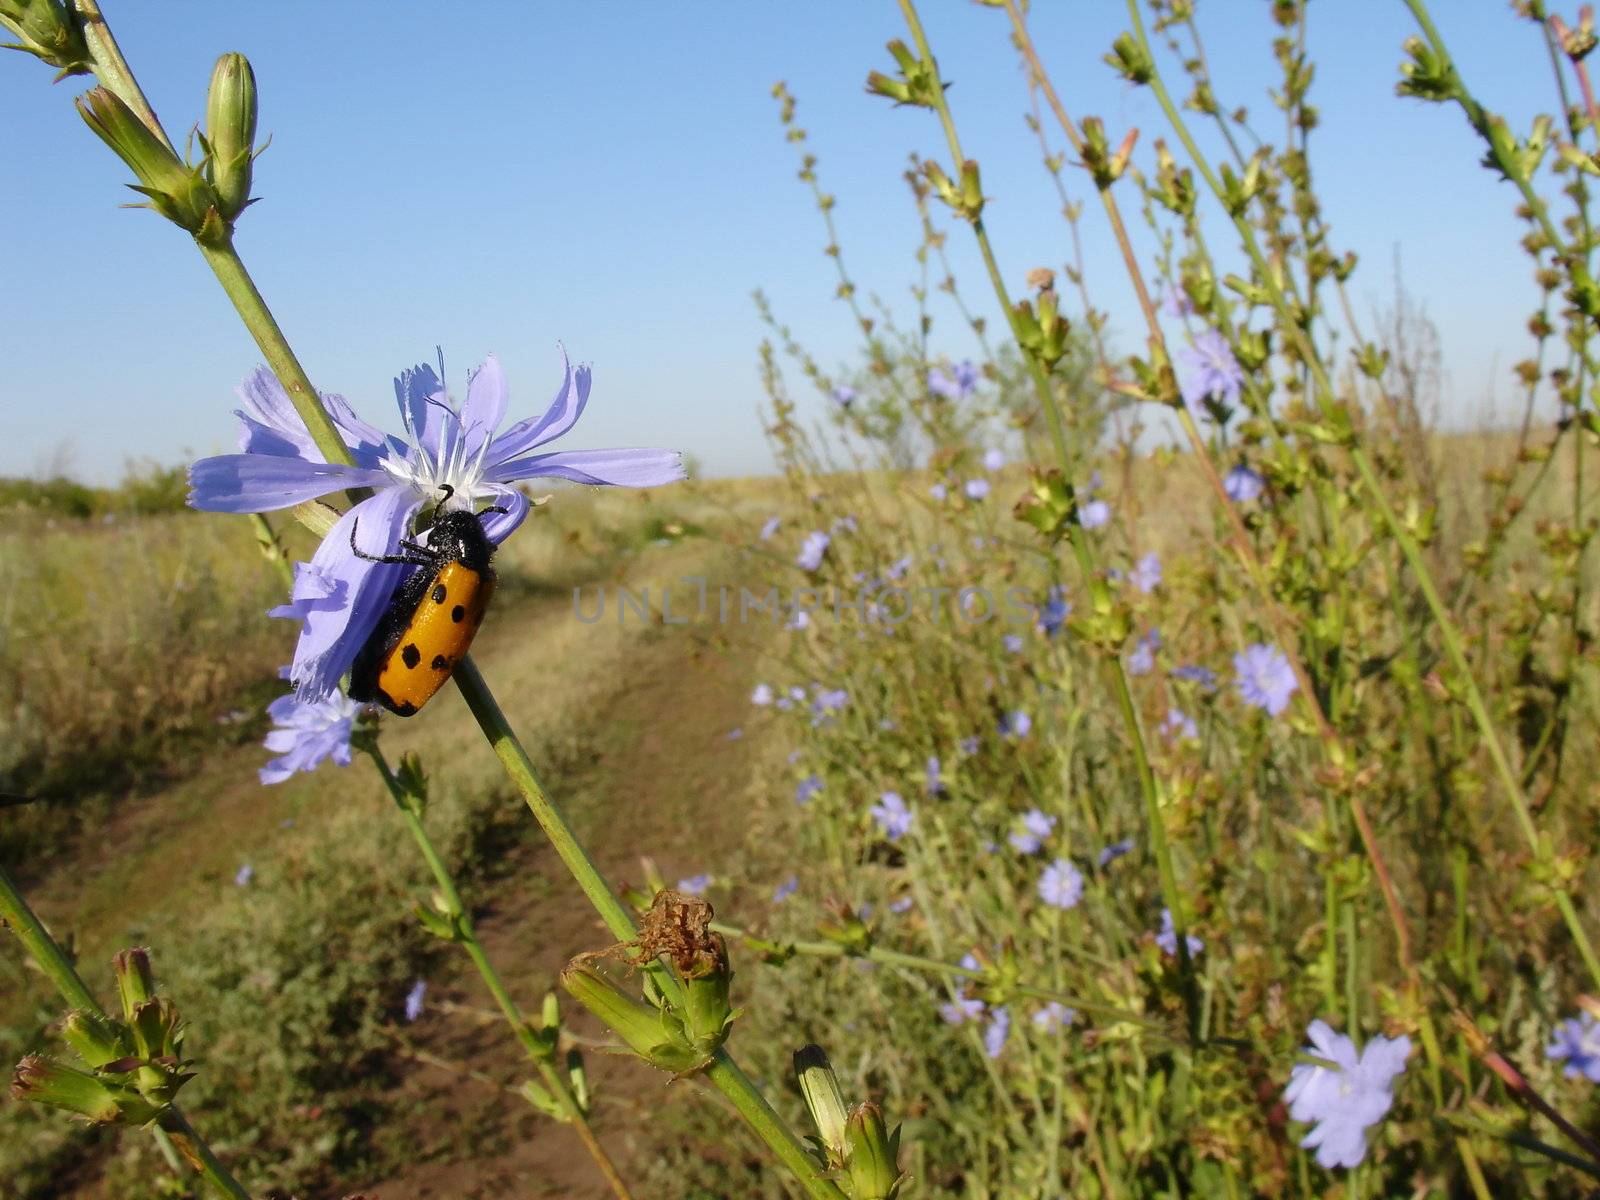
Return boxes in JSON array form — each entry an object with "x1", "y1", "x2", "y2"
[
  {"x1": 259, "y1": 691, "x2": 368, "y2": 785},
  {"x1": 1130, "y1": 551, "x2": 1162, "y2": 594},
  {"x1": 190, "y1": 350, "x2": 682, "y2": 699},
  {"x1": 959, "y1": 735, "x2": 981, "y2": 755},
  {"x1": 1179, "y1": 329, "x2": 1246, "y2": 410},
  {"x1": 234, "y1": 863, "x2": 254, "y2": 887},
  {"x1": 1003, "y1": 633, "x2": 1024, "y2": 653},
  {"x1": 1038, "y1": 586, "x2": 1071, "y2": 636},
  {"x1": 925, "y1": 756, "x2": 944, "y2": 796},
  {"x1": 1080, "y1": 498, "x2": 1111, "y2": 529},
  {"x1": 1235, "y1": 643, "x2": 1299, "y2": 716},
  {"x1": 929, "y1": 360, "x2": 979, "y2": 400},
  {"x1": 1163, "y1": 707, "x2": 1199, "y2": 740},
  {"x1": 1128, "y1": 628, "x2": 1160, "y2": 677},
  {"x1": 404, "y1": 979, "x2": 428, "y2": 1023},
  {"x1": 1032, "y1": 1002, "x2": 1076, "y2": 1032},
  {"x1": 759, "y1": 515, "x2": 781, "y2": 540},
  {"x1": 889, "y1": 896, "x2": 913, "y2": 914},
  {"x1": 929, "y1": 481, "x2": 948, "y2": 501},
  {"x1": 983, "y1": 448, "x2": 1006, "y2": 472},
  {"x1": 1010, "y1": 808, "x2": 1057, "y2": 854},
  {"x1": 751, "y1": 683, "x2": 774, "y2": 706},
  {"x1": 1224, "y1": 465, "x2": 1264, "y2": 502},
  {"x1": 871, "y1": 791, "x2": 914, "y2": 841},
  {"x1": 1155, "y1": 908, "x2": 1204, "y2": 958},
  {"x1": 1097, "y1": 838, "x2": 1135, "y2": 868},
  {"x1": 797, "y1": 530, "x2": 830, "y2": 572},
  {"x1": 984, "y1": 1007, "x2": 1011, "y2": 1058},
  {"x1": 885, "y1": 554, "x2": 913, "y2": 582},
  {"x1": 940, "y1": 995, "x2": 985, "y2": 1025},
  {"x1": 833, "y1": 385, "x2": 856, "y2": 407},
  {"x1": 795, "y1": 775, "x2": 823, "y2": 805},
  {"x1": 965, "y1": 478, "x2": 991, "y2": 501},
  {"x1": 1285, "y1": 1020, "x2": 1411, "y2": 1169},
  {"x1": 1172, "y1": 663, "x2": 1218, "y2": 691},
  {"x1": 1038, "y1": 859, "x2": 1084, "y2": 909},
  {"x1": 813, "y1": 687, "x2": 849, "y2": 714},
  {"x1": 677, "y1": 873, "x2": 713, "y2": 896},
  {"x1": 1548, "y1": 1014, "x2": 1600, "y2": 1082},
  {"x1": 773, "y1": 874, "x2": 799, "y2": 903},
  {"x1": 1001, "y1": 710, "x2": 1032, "y2": 739}
]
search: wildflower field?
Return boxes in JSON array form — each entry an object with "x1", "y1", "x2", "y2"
[{"x1": 8, "y1": 1, "x2": 1600, "y2": 1198}]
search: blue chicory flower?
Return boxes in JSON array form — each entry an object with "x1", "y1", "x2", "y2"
[
  {"x1": 677, "y1": 873, "x2": 712, "y2": 896},
  {"x1": 928, "y1": 359, "x2": 979, "y2": 401},
  {"x1": 940, "y1": 995, "x2": 986, "y2": 1025},
  {"x1": 813, "y1": 687, "x2": 849, "y2": 714},
  {"x1": 1038, "y1": 858, "x2": 1084, "y2": 909},
  {"x1": 190, "y1": 351, "x2": 682, "y2": 699},
  {"x1": 925, "y1": 755, "x2": 944, "y2": 796},
  {"x1": 1547, "y1": 1013, "x2": 1600, "y2": 1081},
  {"x1": 1032, "y1": 1001, "x2": 1076, "y2": 1032},
  {"x1": 833, "y1": 515, "x2": 858, "y2": 535},
  {"x1": 751, "y1": 683, "x2": 774, "y2": 706},
  {"x1": 1097, "y1": 838, "x2": 1135, "y2": 868},
  {"x1": 1080, "y1": 498, "x2": 1111, "y2": 529},
  {"x1": 1010, "y1": 808, "x2": 1056, "y2": 853},
  {"x1": 885, "y1": 555, "x2": 913, "y2": 582},
  {"x1": 929, "y1": 481, "x2": 948, "y2": 501},
  {"x1": 1285, "y1": 1020, "x2": 1411, "y2": 1169},
  {"x1": 1001, "y1": 710, "x2": 1032, "y2": 739},
  {"x1": 1038, "y1": 586, "x2": 1071, "y2": 636},
  {"x1": 1003, "y1": 633, "x2": 1024, "y2": 653},
  {"x1": 1163, "y1": 707, "x2": 1199, "y2": 740},
  {"x1": 1171, "y1": 663, "x2": 1218, "y2": 691},
  {"x1": 1235, "y1": 642, "x2": 1299, "y2": 716},
  {"x1": 984, "y1": 1006, "x2": 1011, "y2": 1059},
  {"x1": 759, "y1": 515, "x2": 782, "y2": 540},
  {"x1": 234, "y1": 863, "x2": 254, "y2": 887},
  {"x1": 959, "y1": 735, "x2": 981, "y2": 755},
  {"x1": 1179, "y1": 329, "x2": 1246, "y2": 410},
  {"x1": 965, "y1": 478, "x2": 991, "y2": 501},
  {"x1": 795, "y1": 775, "x2": 823, "y2": 805},
  {"x1": 833, "y1": 385, "x2": 856, "y2": 407},
  {"x1": 871, "y1": 791, "x2": 914, "y2": 841},
  {"x1": 1156, "y1": 908, "x2": 1204, "y2": 958},
  {"x1": 773, "y1": 874, "x2": 799, "y2": 903},
  {"x1": 797, "y1": 530, "x2": 831, "y2": 572},
  {"x1": 1130, "y1": 551, "x2": 1162, "y2": 594},
  {"x1": 1224, "y1": 464, "x2": 1264, "y2": 502},
  {"x1": 404, "y1": 979, "x2": 427, "y2": 1023},
  {"x1": 259, "y1": 691, "x2": 368, "y2": 784},
  {"x1": 1128, "y1": 628, "x2": 1160, "y2": 677},
  {"x1": 983, "y1": 448, "x2": 1005, "y2": 472},
  {"x1": 889, "y1": 896, "x2": 913, "y2": 914}
]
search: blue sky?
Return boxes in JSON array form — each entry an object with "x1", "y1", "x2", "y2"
[{"x1": 0, "y1": 2, "x2": 1558, "y2": 482}]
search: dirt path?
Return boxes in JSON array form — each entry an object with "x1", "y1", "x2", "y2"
[{"x1": 9, "y1": 530, "x2": 783, "y2": 1200}]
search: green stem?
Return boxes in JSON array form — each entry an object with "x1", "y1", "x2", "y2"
[
  {"x1": 0, "y1": 864, "x2": 252, "y2": 1200},
  {"x1": 364, "y1": 745, "x2": 634, "y2": 1200},
  {"x1": 71, "y1": 0, "x2": 172, "y2": 149},
  {"x1": 450, "y1": 657, "x2": 847, "y2": 1200}
]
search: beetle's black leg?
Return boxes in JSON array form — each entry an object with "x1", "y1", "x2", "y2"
[
  {"x1": 478, "y1": 505, "x2": 510, "y2": 517},
  {"x1": 437, "y1": 483, "x2": 455, "y2": 504},
  {"x1": 350, "y1": 518, "x2": 435, "y2": 567},
  {"x1": 397, "y1": 538, "x2": 433, "y2": 556}
]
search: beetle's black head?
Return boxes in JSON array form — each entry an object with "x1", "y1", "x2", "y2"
[{"x1": 427, "y1": 508, "x2": 496, "y2": 571}]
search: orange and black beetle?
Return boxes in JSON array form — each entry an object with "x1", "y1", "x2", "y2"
[{"x1": 348, "y1": 495, "x2": 504, "y2": 716}]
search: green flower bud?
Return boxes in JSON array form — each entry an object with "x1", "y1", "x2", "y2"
[
  {"x1": 0, "y1": 0, "x2": 90, "y2": 76},
  {"x1": 845, "y1": 1102, "x2": 904, "y2": 1200},
  {"x1": 76, "y1": 89, "x2": 227, "y2": 244},
  {"x1": 111, "y1": 947, "x2": 157, "y2": 1022},
  {"x1": 61, "y1": 1009, "x2": 132, "y2": 1069},
  {"x1": 560, "y1": 958, "x2": 704, "y2": 1075},
  {"x1": 11, "y1": 1053, "x2": 165, "y2": 1125},
  {"x1": 793, "y1": 1045, "x2": 849, "y2": 1169},
  {"x1": 204, "y1": 52, "x2": 259, "y2": 219}
]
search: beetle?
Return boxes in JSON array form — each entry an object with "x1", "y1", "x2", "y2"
[{"x1": 347, "y1": 486, "x2": 507, "y2": 716}]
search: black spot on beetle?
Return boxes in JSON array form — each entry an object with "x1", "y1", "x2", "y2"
[
  {"x1": 431, "y1": 654, "x2": 449, "y2": 670},
  {"x1": 401, "y1": 643, "x2": 421, "y2": 669},
  {"x1": 394, "y1": 700, "x2": 417, "y2": 716},
  {"x1": 451, "y1": 605, "x2": 466, "y2": 623},
  {"x1": 432, "y1": 583, "x2": 447, "y2": 604}
]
